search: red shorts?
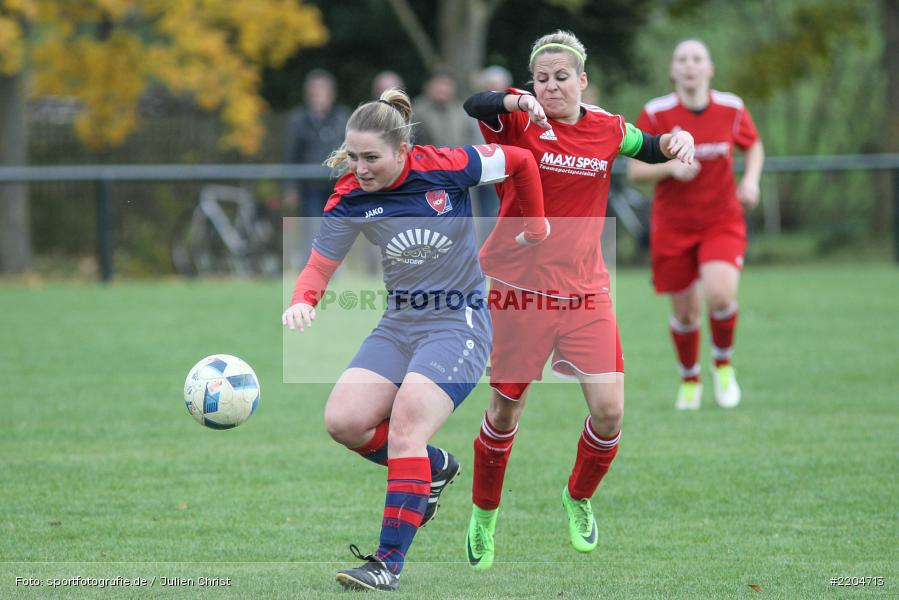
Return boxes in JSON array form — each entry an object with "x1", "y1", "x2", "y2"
[
  {"x1": 650, "y1": 219, "x2": 746, "y2": 294},
  {"x1": 487, "y1": 281, "x2": 624, "y2": 401}
]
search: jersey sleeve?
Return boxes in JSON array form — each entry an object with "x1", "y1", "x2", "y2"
[
  {"x1": 311, "y1": 201, "x2": 360, "y2": 262},
  {"x1": 635, "y1": 109, "x2": 657, "y2": 135},
  {"x1": 477, "y1": 87, "x2": 532, "y2": 145},
  {"x1": 618, "y1": 122, "x2": 645, "y2": 157},
  {"x1": 413, "y1": 144, "x2": 509, "y2": 189},
  {"x1": 465, "y1": 144, "x2": 511, "y2": 186},
  {"x1": 734, "y1": 106, "x2": 759, "y2": 150}
]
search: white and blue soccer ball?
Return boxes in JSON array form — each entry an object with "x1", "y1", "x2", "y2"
[{"x1": 184, "y1": 354, "x2": 260, "y2": 429}]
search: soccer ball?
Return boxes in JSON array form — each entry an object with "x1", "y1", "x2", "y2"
[{"x1": 183, "y1": 354, "x2": 260, "y2": 429}]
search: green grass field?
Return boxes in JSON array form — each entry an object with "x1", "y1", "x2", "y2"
[{"x1": 1, "y1": 265, "x2": 897, "y2": 599}]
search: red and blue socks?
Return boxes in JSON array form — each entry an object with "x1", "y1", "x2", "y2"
[
  {"x1": 376, "y1": 457, "x2": 430, "y2": 574},
  {"x1": 472, "y1": 413, "x2": 518, "y2": 510},
  {"x1": 568, "y1": 417, "x2": 620, "y2": 500},
  {"x1": 351, "y1": 419, "x2": 446, "y2": 476}
]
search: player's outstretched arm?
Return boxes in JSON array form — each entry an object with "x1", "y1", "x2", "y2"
[
  {"x1": 463, "y1": 91, "x2": 550, "y2": 130},
  {"x1": 624, "y1": 123, "x2": 697, "y2": 182},
  {"x1": 282, "y1": 249, "x2": 341, "y2": 332},
  {"x1": 660, "y1": 130, "x2": 695, "y2": 164},
  {"x1": 496, "y1": 144, "x2": 549, "y2": 245}
]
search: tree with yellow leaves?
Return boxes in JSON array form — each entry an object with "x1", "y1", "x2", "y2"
[{"x1": 0, "y1": 0, "x2": 327, "y2": 271}]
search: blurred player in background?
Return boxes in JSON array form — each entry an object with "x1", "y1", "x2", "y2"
[
  {"x1": 462, "y1": 30, "x2": 694, "y2": 570},
  {"x1": 282, "y1": 88, "x2": 548, "y2": 591},
  {"x1": 628, "y1": 39, "x2": 764, "y2": 410}
]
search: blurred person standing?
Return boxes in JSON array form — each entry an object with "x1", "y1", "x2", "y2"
[
  {"x1": 475, "y1": 65, "x2": 513, "y2": 95},
  {"x1": 628, "y1": 39, "x2": 764, "y2": 410},
  {"x1": 371, "y1": 70, "x2": 406, "y2": 99},
  {"x1": 413, "y1": 68, "x2": 481, "y2": 148},
  {"x1": 471, "y1": 66, "x2": 514, "y2": 240},
  {"x1": 284, "y1": 69, "x2": 350, "y2": 266}
]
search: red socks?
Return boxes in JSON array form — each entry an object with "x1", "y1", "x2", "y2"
[
  {"x1": 710, "y1": 304, "x2": 738, "y2": 367},
  {"x1": 567, "y1": 417, "x2": 620, "y2": 500},
  {"x1": 471, "y1": 413, "x2": 517, "y2": 510},
  {"x1": 670, "y1": 316, "x2": 701, "y2": 381}
]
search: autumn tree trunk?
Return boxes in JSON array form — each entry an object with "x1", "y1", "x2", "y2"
[
  {"x1": 438, "y1": 0, "x2": 500, "y2": 95},
  {"x1": 0, "y1": 71, "x2": 31, "y2": 273}
]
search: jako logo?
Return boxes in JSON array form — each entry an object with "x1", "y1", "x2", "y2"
[
  {"x1": 540, "y1": 152, "x2": 608, "y2": 173},
  {"x1": 365, "y1": 207, "x2": 384, "y2": 218}
]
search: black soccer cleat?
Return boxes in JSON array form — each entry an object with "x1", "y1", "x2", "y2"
[
  {"x1": 420, "y1": 449, "x2": 461, "y2": 527},
  {"x1": 335, "y1": 544, "x2": 399, "y2": 591}
]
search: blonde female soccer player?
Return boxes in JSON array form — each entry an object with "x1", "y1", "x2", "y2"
[
  {"x1": 282, "y1": 88, "x2": 548, "y2": 591},
  {"x1": 462, "y1": 30, "x2": 695, "y2": 569}
]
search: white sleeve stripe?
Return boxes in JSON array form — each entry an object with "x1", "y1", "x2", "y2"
[{"x1": 475, "y1": 144, "x2": 508, "y2": 185}]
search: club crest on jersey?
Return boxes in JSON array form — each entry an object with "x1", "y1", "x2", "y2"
[{"x1": 425, "y1": 189, "x2": 453, "y2": 215}]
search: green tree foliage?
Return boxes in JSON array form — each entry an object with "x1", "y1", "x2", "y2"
[
  {"x1": 605, "y1": 0, "x2": 889, "y2": 246},
  {"x1": 262, "y1": 0, "x2": 653, "y2": 109},
  {"x1": 0, "y1": 0, "x2": 328, "y2": 273},
  {"x1": 732, "y1": 0, "x2": 871, "y2": 100},
  {"x1": 0, "y1": 0, "x2": 328, "y2": 154}
]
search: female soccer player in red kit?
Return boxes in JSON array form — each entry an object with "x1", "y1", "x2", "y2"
[
  {"x1": 462, "y1": 30, "x2": 695, "y2": 569},
  {"x1": 628, "y1": 39, "x2": 764, "y2": 410}
]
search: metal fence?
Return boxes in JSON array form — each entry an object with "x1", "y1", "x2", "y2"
[{"x1": 1, "y1": 154, "x2": 898, "y2": 281}]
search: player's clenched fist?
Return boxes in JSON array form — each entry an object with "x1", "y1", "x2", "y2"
[
  {"x1": 515, "y1": 218, "x2": 551, "y2": 245},
  {"x1": 665, "y1": 130, "x2": 695, "y2": 164}
]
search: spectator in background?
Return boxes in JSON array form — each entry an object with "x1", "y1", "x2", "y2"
[
  {"x1": 371, "y1": 70, "x2": 406, "y2": 98},
  {"x1": 284, "y1": 69, "x2": 350, "y2": 266},
  {"x1": 475, "y1": 65, "x2": 513, "y2": 94},
  {"x1": 471, "y1": 66, "x2": 514, "y2": 243},
  {"x1": 413, "y1": 68, "x2": 481, "y2": 148}
]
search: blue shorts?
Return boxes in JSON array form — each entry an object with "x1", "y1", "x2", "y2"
[{"x1": 347, "y1": 306, "x2": 492, "y2": 408}]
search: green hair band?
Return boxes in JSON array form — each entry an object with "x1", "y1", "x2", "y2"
[{"x1": 529, "y1": 43, "x2": 586, "y2": 64}]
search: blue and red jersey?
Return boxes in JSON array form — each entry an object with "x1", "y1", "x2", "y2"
[{"x1": 295, "y1": 143, "x2": 537, "y2": 315}]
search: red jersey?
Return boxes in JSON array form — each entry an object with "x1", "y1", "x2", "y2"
[
  {"x1": 636, "y1": 90, "x2": 759, "y2": 231},
  {"x1": 478, "y1": 91, "x2": 628, "y2": 297}
]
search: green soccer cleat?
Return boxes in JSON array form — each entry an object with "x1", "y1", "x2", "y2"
[
  {"x1": 712, "y1": 364, "x2": 741, "y2": 408},
  {"x1": 562, "y1": 486, "x2": 598, "y2": 553},
  {"x1": 466, "y1": 505, "x2": 498, "y2": 572},
  {"x1": 675, "y1": 381, "x2": 702, "y2": 410}
]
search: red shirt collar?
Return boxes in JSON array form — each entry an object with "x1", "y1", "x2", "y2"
[{"x1": 384, "y1": 151, "x2": 413, "y2": 191}]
